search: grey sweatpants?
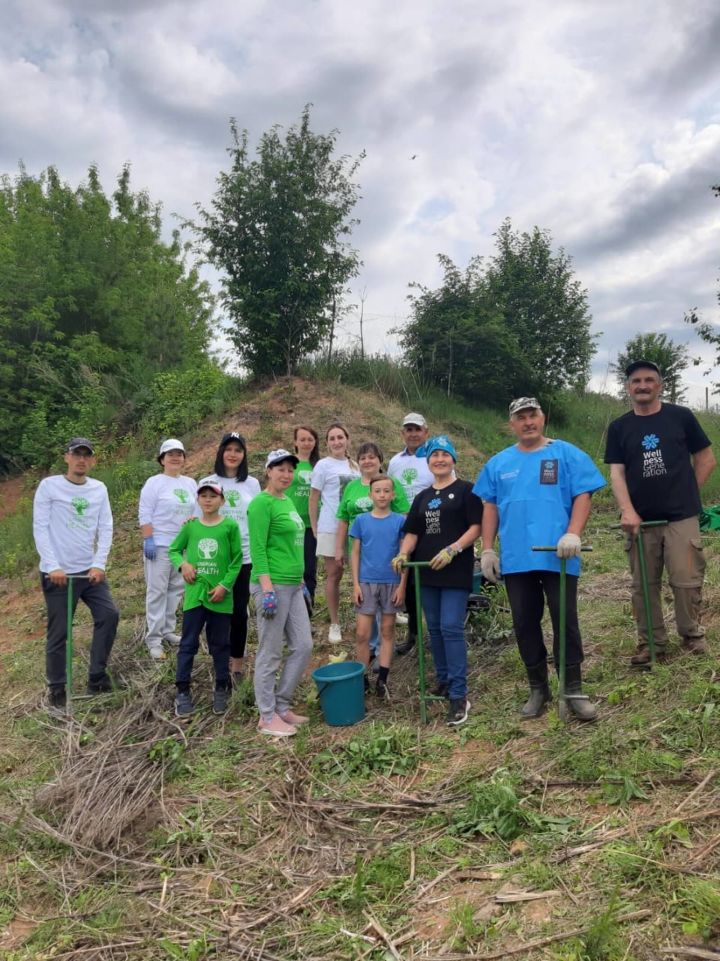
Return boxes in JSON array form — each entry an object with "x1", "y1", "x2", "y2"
[
  {"x1": 251, "y1": 584, "x2": 313, "y2": 721},
  {"x1": 144, "y1": 546, "x2": 184, "y2": 652}
]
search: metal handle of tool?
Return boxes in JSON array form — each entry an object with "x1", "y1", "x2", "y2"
[
  {"x1": 401, "y1": 561, "x2": 434, "y2": 724},
  {"x1": 64, "y1": 574, "x2": 91, "y2": 717},
  {"x1": 531, "y1": 546, "x2": 593, "y2": 719},
  {"x1": 610, "y1": 520, "x2": 667, "y2": 666}
]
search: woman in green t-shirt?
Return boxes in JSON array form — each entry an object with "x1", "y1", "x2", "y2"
[
  {"x1": 248, "y1": 449, "x2": 313, "y2": 738},
  {"x1": 286, "y1": 426, "x2": 319, "y2": 603}
]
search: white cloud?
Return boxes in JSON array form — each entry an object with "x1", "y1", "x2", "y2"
[{"x1": 0, "y1": 0, "x2": 718, "y2": 402}]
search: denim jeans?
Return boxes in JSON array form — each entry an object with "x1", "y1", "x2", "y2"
[
  {"x1": 175, "y1": 606, "x2": 231, "y2": 691},
  {"x1": 421, "y1": 585, "x2": 469, "y2": 700}
]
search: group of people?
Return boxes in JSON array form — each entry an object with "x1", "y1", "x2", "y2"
[{"x1": 32, "y1": 359, "x2": 715, "y2": 730}]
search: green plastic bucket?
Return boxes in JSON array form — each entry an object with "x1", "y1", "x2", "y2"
[{"x1": 312, "y1": 661, "x2": 366, "y2": 726}]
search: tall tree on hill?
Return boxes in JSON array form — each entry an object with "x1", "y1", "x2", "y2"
[
  {"x1": 401, "y1": 221, "x2": 596, "y2": 406},
  {"x1": 485, "y1": 220, "x2": 595, "y2": 394},
  {"x1": 0, "y1": 164, "x2": 214, "y2": 471},
  {"x1": 195, "y1": 107, "x2": 363, "y2": 378},
  {"x1": 613, "y1": 332, "x2": 689, "y2": 402},
  {"x1": 685, "y1": 183, "x2": 720, "y2": 392}
]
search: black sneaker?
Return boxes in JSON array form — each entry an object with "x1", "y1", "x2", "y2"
[
  {"x1": 212, "y1": 688, "x2": 230, "y2": 716},
  {"x1": 87, "y1": 673, "x2": 115, "y2": 695},
  {"x1": 446, "y1": 698, "x2": 470, "y2": 727},
  {"x1": 395, "y1": 635, "x2": 416, "y2": 656},
  {"x1": 47, "y1": 686, "x2": 66, "y2": 714},
  {"x1": 430, "y1": 681, "x2": 449, "y2": 698},
  {"x1": 175, "y1": 691, "x2": 194, "y2": 719},
  {"x1": 375, "y1": 677, "x2": 390, "y2": 700}
]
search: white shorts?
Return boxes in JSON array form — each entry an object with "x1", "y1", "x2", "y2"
[{"x1": 316, "y1": 531, "x2": 339, "y2": 558}]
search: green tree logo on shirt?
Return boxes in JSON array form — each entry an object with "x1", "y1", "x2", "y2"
[
  {"x1": 198, "y1": 538, "x2": 219, "y2": 559},
  {"x1": 71, "y1": 496, "x2": 90, "y2": 516},
  {"x1": 356, "y1": 496, "x2": 373, "y2": 512},
  {"x1": 402, "y1": 468, "x2": 418, "y2": 485},
  {"x1": 298, "y1": 470, "x2": 312, "y2": 486},
  {"x1": 174, "y1": 489, "x2": 189, "y2": 503},
  {"x1": 225, "y1": 491, "x2": 240, "y2": 507}
]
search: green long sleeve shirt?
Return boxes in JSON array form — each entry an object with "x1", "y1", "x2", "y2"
[
  {"x1": 168, "y1": 516, "x2": 242, "y2": 613},
  {"x1": 247, "y1": 492, "x2": 305, "y2": 585}
]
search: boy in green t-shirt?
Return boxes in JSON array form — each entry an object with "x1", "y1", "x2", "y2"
[{"x1": 168, "y1": 477, "x2": 242, "y2": 718}]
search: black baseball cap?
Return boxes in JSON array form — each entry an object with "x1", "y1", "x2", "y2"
[
  {"x1": 66, "y1": 437, "x2": 95, "y2": 454},
  {"x1": 625, "y1": 360, "x2": 661, "y2": 378}
]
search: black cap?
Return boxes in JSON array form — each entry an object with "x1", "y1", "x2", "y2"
[
  {"x1": 220, "y1": 431, "x2": 247, "y2": 447},
  {"x1": 625, "y1": 359, "x2": 661, "y2": 378},
  {"x1": 66, "y1": 437, "x2": 95, "y2": 454}
]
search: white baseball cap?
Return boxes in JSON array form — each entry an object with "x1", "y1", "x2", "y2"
[
  {"x1": 402, "y1": 413, "x2": 427, "y2": 428},
  {"x1": 158, "y1": 438, "x2": 186, "y2": 457},
  {"x1": 265, "y1": 448, "x2": 300, "y2": 469}
]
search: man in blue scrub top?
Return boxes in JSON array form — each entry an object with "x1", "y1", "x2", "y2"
[{"x1": 474, "y1": 397, "x2": 606, "y2": 722}]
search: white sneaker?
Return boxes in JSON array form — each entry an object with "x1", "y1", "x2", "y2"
[
  {"x1": 148, "y1": 647, "x2": 167, "y2": 661},
  {"x1": 396, "y1": 612, "x2": 409, "y2": 625},
  {"x1": 328, "y1": 623, "x2": 342, "y2": 644},
  {"x1": 164, "y1": 633, "x2": 181, "y2": 646}
]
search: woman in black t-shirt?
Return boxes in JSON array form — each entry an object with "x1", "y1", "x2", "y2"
[{"x1": 395, "y1": 435, "x2": 482, "y2": 727}]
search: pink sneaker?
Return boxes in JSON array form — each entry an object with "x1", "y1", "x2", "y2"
[
  {"x1": 280, "y1": 710, "x2": 309, "y2": 725},
  {"x1": 257, "y1": 714, "x2": 297, "y2": 737}
]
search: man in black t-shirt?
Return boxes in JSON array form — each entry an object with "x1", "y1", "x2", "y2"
[{"x1": 604, "y1": 360, "x2": 716, "y2": 665}]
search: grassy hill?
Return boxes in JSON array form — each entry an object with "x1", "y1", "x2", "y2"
[{"x1": 1, "y1": 376, "x2": 719, "y2": 959}]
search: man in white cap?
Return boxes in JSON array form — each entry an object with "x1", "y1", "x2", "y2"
[
  {"x1": 388, "y1": 413, "x2": 434, "y2": 655},
  {"x1": 33, "y1": 437, "x2": 119, "y2": 711}
]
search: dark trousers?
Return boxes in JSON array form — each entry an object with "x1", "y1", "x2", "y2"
[
  {"x1": 230, "y1": 563, "x2": 252, "y2": 658},
  {"x1": 41, "y1": 572, "x2": 119, "y2": 689},
  {"x1": 176, "y1": 606, "x2": 231, "y2": 691},
  {"x1": 303, "y1": 528, "x2": 318, "y2": 601},
  {"x1": 504, "y1": 571, "x2": 584, "y2": 670}
]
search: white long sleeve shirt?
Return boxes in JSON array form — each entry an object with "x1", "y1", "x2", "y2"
[
  {"x1": 33, "y1": 475, "x2": 114, "y2": 574},
  {"x1": 138, "y1": 473, "x2": 198, "y2": 547}
]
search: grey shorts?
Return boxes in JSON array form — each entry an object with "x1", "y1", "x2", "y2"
[{"x1": 355, "y1": 582, "x2": 403, "y2": 616}]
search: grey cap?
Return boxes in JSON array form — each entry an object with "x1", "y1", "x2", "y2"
[{"x1": 509, "y1": 397, "x2": 542, "y2": 417}]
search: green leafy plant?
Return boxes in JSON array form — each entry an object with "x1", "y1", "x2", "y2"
[
  {"x1": 313, "y1": 723, "x2": 418, "y2": 781},
  {"x1": 671, "y1": 877, "x2": 720, "y2": 941},
  {"x1": 449, "y1": 771, "x2": 574, "y2": 840}
]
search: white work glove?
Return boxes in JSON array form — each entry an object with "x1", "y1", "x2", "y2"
[
  {"x1": 480, "y1": 549, "x2": 501, "y2": 583},
  {"x1": 556, "y1": 533, "x2": 582, "y2": 558}
]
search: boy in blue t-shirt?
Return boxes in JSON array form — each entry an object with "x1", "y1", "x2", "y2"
[{"x1": 349, "y1": 476, "x2": 408, "y2": 698}]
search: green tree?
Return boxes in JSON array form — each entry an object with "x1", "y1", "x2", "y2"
[
  {"x1": 613, "y1": 332, "x2": 690, "y2": 402},
  {"x1": 0, "y1": 164, "x2": 216, "y2": 471},
  {"x1": 400, "y1": 221, "x2": 596, "y2": 406},
  {"x1": 685, "y1": 184, "x2": 720, "y2": 392},
  {"x1": 402, "y1": 255, "x2": 535, "y2": 403},
  {"x1": 194, "y1": 106, "x2": 363, "y2": 378},
  {"x1": 484, "y1": 219, "x2": 596, "y2": 393}
]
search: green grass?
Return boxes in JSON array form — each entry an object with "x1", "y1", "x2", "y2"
[{"x1": 1, "y1": 371, "x2": 720, "y2": 960}]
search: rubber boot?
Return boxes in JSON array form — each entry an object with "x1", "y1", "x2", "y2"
[
  {"x1": 562, "y1": 663, "x2": 597, "y2": 722},
  {"x1": 520, "y1": 662, "x2": 551, "y2": 719}
]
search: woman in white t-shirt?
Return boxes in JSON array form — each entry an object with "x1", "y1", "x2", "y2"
[
  {"x1": 138, "y1": 439, "x2": 198, "y2": 659},
  {"x1": 309, "y1": 423, "x2": 360, "y2": 643},
  {"x1": 203, "y1": 432, "x2": 261, "y2": 681}
]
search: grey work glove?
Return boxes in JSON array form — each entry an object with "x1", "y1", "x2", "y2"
[
  {"x1": 480, "y1": 549, "x2": 501, "y2": 583},
  {"x1": 556, "y1": 533, "x2": 582, "y2": 558}
]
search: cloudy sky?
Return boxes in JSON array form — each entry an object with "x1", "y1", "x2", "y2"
[{"x1": 3, "y1": 0, "x2": 720, "y2": 403}]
